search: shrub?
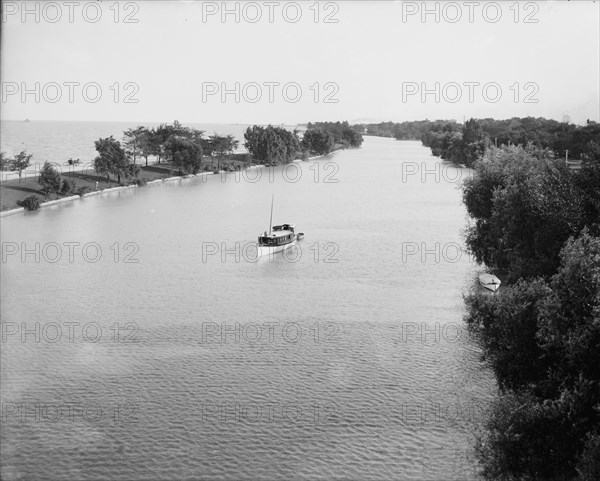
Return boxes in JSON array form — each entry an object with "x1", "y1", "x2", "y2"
[
  {"x1": 76, "y1": 186, "x2": 91, "y2": 196},
  {"x1": 16, "y1": 195, "x2": 41, "y2": 211},
  {"x1": 60, "y1": 178, "x2": 76, "y2": 195},
  {"x1": 39, "y1": 162, "x2": 62, "y2": 196},
  {"x1": 135, "y1": 178, "x2": 148, "y2": 186}
]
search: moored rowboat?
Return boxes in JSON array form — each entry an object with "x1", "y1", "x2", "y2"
[{"x1": 479, "y1": 273, "x2": 501, "y2": 292}]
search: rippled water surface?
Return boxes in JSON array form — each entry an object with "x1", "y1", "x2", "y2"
[{"x1": 1, "y1": 132, "x2": 496, "y2": 480}]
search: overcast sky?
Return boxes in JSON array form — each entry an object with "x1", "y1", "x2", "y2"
[{"x1": 1, "y1": 0, "x2": 598, "y2": 124}]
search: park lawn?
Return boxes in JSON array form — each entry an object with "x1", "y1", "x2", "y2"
[
  {"x1": 0, "y1": 156, "x2": 254, "y2": 212},
  {"x1": 0, "y1": 163, "x2": 174, "y2": 211}
]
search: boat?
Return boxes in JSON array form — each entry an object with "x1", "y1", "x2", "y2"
[
  {"x1": 479, "y1": 273, "x2": 501, "y2": 292},
  {"x1": 257, "y1": 196, "x2": 303, "y2": 258}
]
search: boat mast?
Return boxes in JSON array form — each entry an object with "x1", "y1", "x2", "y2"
[{"x1": 269, "y1": 195, "x2": 274, "y2": 234}]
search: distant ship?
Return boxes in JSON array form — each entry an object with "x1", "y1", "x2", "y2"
[
  {"x1": 24, "y1": 118, "x2": 30, "y2": 122},
  {"x1": 257, "y1": 196, "x2": 303, "y2": 258}
]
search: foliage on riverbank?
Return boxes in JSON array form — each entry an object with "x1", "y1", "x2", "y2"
[
  {"x1": 467, "y1": 232, "x2": 600, "y2": 480},
  {"x1": 243, "y1": 125, "x2": 301, "y2": 165},
  {"x1": 461, "y1": 142, "x2": 600, "y2": 479},
  {"x1": 243, "y1": 121, "x2": 363, "y2": 164},
  {"x1": 355, "y1": 117, "x2": 600, "y2": 167},
  {"x1": 463, "y1": 144, "x2": 600, "y2": 282},
  {"x1": 306, "y1": 121, "x2": 363, "y2": 149},
  {"x1": 16, "y1": 195, "x2": 41, "y2": 211}
]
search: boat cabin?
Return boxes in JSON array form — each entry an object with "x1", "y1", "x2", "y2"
[{"x1": 258, "y1": 224, "x2": 296, "y2": 246}]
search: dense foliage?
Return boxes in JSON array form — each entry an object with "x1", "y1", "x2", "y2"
[
  {"x1": 424, "y1": 118, "x2": 600, "y2": 167},
  {"x1": 301, "y1": 128, "x2": 335, "y2": 155},
  {"x1": 356, "y1": 117, "x2": 600, "y2": 168},
  {"x1": 462, "y1": 145, "x2": 600, "y2": 281},
  {"x1": 461, "y1": 138, "x2": 600, "y2": 479},
  {"x1": 93, "y1": 136, "x2": 138, "y2": 184},
  {"x1": 467, "y1": 232, "x2": 600, "y2": 480},
  {"x1": 307, "y1": 121, "x2": 363, "y2": 147},
  {"x1": 2, "y1": 150, "x2": 33, "y2": 182},
  {"x1": 353, "y1": 120, "x2": 433, "y2": 140},
  {"x1": 163, "y1": 135, "x2": 203, "y2": 174},
  {"x1": 243, "y1": 125, "x2": 301, "y2": 165},
  {"x1": 16, "y1": 195, "x2": 41, "y2": 211},
  {"x1": 39, "y1": 162, "x2": 62, "y2": 196}
]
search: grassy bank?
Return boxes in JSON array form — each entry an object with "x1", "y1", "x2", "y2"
[
  {"x1": 0, "y1": 148, "x2": 345, "y2": 212},
  {"x1": 0, "y1": 155, "x2": 252, "y2": 212}
]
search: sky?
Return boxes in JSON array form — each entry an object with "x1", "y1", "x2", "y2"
[{"x1": 1, "y1": 0, "x2": 599, "y2": 125}]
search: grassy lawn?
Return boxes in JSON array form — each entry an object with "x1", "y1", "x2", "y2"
[
  {"x1": 0, "y1": 156, "x2": 253, "y2": 211},
  {"x1": 0, "y1": 150, "x2": 339, "y2": 212}
]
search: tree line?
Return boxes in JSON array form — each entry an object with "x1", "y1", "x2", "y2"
[
  {"x1": 306, "y1": 121, "x2": 363, "y2": 149},
  {"x1": 354, "y1": 117, "x2": 600, "y2": 168},
  {"x1": 460, "y1": 142, "x2": 600, "y2": 478},
  {"x1": 2, "y1": 120, "x2": 363, "y2": 210},
  {"x1": 243, "y1": 121, "x2": 363, "y2": 164}
]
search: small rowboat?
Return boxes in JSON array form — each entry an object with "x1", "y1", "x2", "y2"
[
  {"x1": 297, "y1": 233, "x2": 304, "y2": 240},
  {"x1": 479, "y1": 273, "x2": 501, "y2": 292}
]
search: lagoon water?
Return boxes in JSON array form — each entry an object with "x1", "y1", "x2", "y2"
[{"x1": 1, "y1": 125, "x2": 496, "y2": 480}]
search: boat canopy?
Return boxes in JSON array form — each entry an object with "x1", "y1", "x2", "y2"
[
  {"x1": 272, "y1": 224, "x2": 295, "y2": 232},
  {"x1": 258, "y1": 223, "x2": 297, "y2": 246}
]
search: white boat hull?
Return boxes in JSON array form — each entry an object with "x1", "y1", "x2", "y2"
[
  {"x1": 257, "y1": 239, "x2": 298, "y2": 260},
  {"x1": 479, "y1": 273, "x2": 501, "y2": 292}
]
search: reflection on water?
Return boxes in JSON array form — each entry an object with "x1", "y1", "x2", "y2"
[{"x1": 1, "y1": 136, "x2": 495, "y2": 480}]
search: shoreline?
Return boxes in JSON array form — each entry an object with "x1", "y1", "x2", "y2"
[{"x1": 0, "y1": 151, "x2": 339, "y2": 218}]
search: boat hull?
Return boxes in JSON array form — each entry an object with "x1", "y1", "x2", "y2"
[
  {"x1": 257, "y1": 239, "x2": 298, "y2": 260},
  {"x1": 479, "y1": 273, "x2": 501, "y2": 292}
]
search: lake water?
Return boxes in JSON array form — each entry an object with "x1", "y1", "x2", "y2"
[{"x1": 1, "y1": 126, "x2": 496, "y2": 480}]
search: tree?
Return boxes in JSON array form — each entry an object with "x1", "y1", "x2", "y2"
[
  {"x1": 123, "y1": 126, "x2": 148, "y2": 164},
  {"x1": 93, "y1": 136, "x2": 132, "y2": 184},
  {"x1": 226, "y1": 135, "x2": 239, "y2": 155},
  {"x1": 10, "y1": 151, "x2": 33, "y2": 183},
  {"x1": 461, "y1": 118, "x2": 489, "y2": 167},
  {"x1": 342, "y1": 126, "x2": 364, "y2": 147},
  {"x1": 273, "y1": 126, "x2": 300, "y2": 161},
  {"x1": 39, "y1": 162, "x2": 62, "y2": 197},
  {"x1": 163, "y1": 135, "x2": 203, "y2": 174},
  {"x1": 573, "y1": 158, "x2": 600, "y2": 233},
  {"x1": 244, "y1": 126, "x2": 286, "y2": 164},
  {"x1": 462, "y1": 145, "x2": 586, "y2": 281},
  {"x1": 148, "y1": 122, "x2": 204, "y2": 165},
  {"x1": 0, "y1": 152, "x2": 9, "y2": 170},
  {"x1": 244, "y1": 125, "x2": 300, "y2": 165},
  {"x1": 307, "y1": 121, "x2": 363, "y2": 147},
  {"x1": 67, "y1": 157, "x2": 81, "y2": 178},
  {"x1": 206, "y1": 134, "x2": 233, "y2": 169},
  {"x1": 60, "y1": 178, "x2": 76, "y2": 196},
  {"x1": 127, "y1": 162, "x2": 141, "y2": 179},
  {"x1": 465, "y1": 277, "x2": 551, "y2": 391},
  {"x1": 302, "y1": 128, "x2": 335, "y2": 155},
  {"x1": 137, "y1": 129, "x2": 154, "y2": 167},
  {"x1": 148, "y1": 126, "x2": 165, "y2": 164}
]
